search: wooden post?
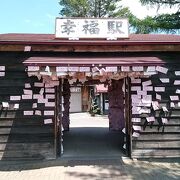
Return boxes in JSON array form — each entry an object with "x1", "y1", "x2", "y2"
[{"x1": 125, "y1": 76, "x2": 132, "y2": 158}]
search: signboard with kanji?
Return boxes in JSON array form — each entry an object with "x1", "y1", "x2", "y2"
[{"x1": 55, "y1": 18, "x2": 129, "y2": 39}]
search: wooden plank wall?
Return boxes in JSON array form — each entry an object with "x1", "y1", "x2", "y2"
[
  {"x1": 0, "y1": 52, "x2": 55, "y2": 160},
  {"x1": 131, "y1": 63, "x2": 180, "y2": 158}
]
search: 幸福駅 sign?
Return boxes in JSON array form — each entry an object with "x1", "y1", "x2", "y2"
[{"x1": 55, "y1": 18, "x2": 129, "y2": 39}]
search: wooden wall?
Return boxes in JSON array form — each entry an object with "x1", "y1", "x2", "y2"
[
  {"x1": 0, "y1": 52, "x2": 56, "y2": 160},
  {"x1": 131, "y1": 63, "x2": 180, "y2": 158}
]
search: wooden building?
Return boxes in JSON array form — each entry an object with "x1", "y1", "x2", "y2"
[{"x1": 0, "y1": 25, "x2": 180, "y2": 160}]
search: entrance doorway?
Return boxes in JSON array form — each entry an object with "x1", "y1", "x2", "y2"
[{"x1": 62, "y1": 112, "x2": 125, "y2": 159}]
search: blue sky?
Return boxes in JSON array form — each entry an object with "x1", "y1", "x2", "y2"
[
  {"x1": 0, "y1": 0, "x2": 178, "y2": 34},
  {"x1": 0, "y1": 0, "x2": 59, "y2": 34}
]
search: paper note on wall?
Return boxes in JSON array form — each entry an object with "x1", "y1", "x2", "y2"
[
  {"x1": 0, "y1": 66, "x2": 5, "y2": 71},
  {"x1": 152, "y1": 101, "x2": 159, "y2": 110},
  {"x1": 142, "y1": 80, "x2": 152, "y2": 86},
  {"x1": 131, "y1": 86, "x2": 141, "y2": 91},
  {"x1": 137, "y1": 90, "x2": 147, "y2": 96},
  {"x1": 122, "y1": 128, "x2": 126, "y2": 134},
  {"x1": 106, "y1": 66, "x2": 118, "y2": 72},
  {"x1": 146, "y1": 66, "x2": 156, "y2": 72},
  {"x1": 79, "y1": 67, "x2": 90, "y2": 72},
  {"x1": 25, "y1": 83, "x2": 31, "y2": 88},
  {"x1": 142, "y1": 95, "x2": 152, "y2": 103},
  {"x1": 121, "y1": 66, "x2": 130, "y2": 72},
  {"x1": 56, "y1": 66, "x2": 68, "y2": 72},
  {"x1": 174, "y1": 80, "x2": 180, "y2": 85},
  {"x1": 154, "y1": 87, "x2": 165, "y2": 92},
  {"x1": 28, "y1": 66, "x2": 39, "y2": 71},
  {"x1": 146, "y1": 116, "x2": 155, "y2": 122},
  {"x1": 170, "y1": 102, "x2": 175, "y2": 108},
  {"x1": 162, "y1": 106, "x2": 168, "y2": 112},
  {"x1": 132, "y1": 118, "x2": 141, "y2": 122},
  {"x1": 68, "y1": 67, "x2": 79, "y2": 72},
  {"x1": 45, "y1": 88, "x2": 55, "y2": 93},
  {"x1": 170, "y1": 96, "x2": 179, "y2": 101},
  {"x1": 32, "y1": 103, "x2": 37, "y2": 108},
  {"x1": 35, "y1": 110, "x2": 42, "y2": 116},
  {"x1": 132, "y1": 132, "x2": 140, "y2": 138},
  {"x1": 175, "y1": 71, "x2": 180, "y2": 76},
  {"x1": 132, "y1": 66, "x2": 143, "y2": 72},
  {"x1": 131, "y1": 79, "x2": 141, "y2": 84},
  {"x1": 156, "y1": 93, "x2": 161, "y2": 100},
  {"x1": 0, "y1": 72, "x2": 5, "y2": 76},
  {"x1": 34, "y1": 82, "x2": 44, "y2": 87},
  {"x1": 44, "y1": 111, "x2": 54, "y2": 116},
  {"x1": 44, "y1": 119, "x2": 53, "y2": 124},
  {"x1": 23, "y1": 89, "x2": 33, "y2": 95},
  {"x1": 14, "y1": 104, "x2": 19, "y2": 109},
  {"x1": 144, "y1": 71, "x2": 157, "y2": 76},
  {"x1": 46, "y1": 94, "x2": 55, "y2": 99},
  {"x1": 22, "y1": 95, "x2": 32, "y2": 100},
  {"x1": 133, "y1": 125, "x2": 142, "y2": 131},
  {"x1": 176, "y1": 89, "x2": 180, "y2": 94},
  {"x1": 45, "y1": 102, "x2": 55, "y2": 107},
  {"x1": 24, "y1": 111, "x2": 33, "y2": 116},
  {"x1": 10, "y1": 96, "x2": 21, "y2": 101},
  {"x1": 2, "y1": 102, "x2": 9, "y2": 108},
  {"x1": 162, "y1": 118, "x2": 168, "y2": 124},
  {"x1": 160, "y1": 78, "x2": 169, "y2": 83},
  {"x1": 156, "y1": 66, "x2": 168, "y2": 74},
  {"x1": 143, "y1": 86, "x2": 153, "y2": 91}
]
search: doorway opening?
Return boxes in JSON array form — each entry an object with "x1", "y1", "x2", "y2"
[{"x1": 61, "y1": 79, "x2": 126, "y2": 159}]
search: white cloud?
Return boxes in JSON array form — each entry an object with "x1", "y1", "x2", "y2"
[{"x1": 120, "y1": 0, "x2": 179, "y2": 19}]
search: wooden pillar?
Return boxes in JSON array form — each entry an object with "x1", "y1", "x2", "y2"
[
  {"x1": 62, "y1": 79, "x2": 71, "y2": 131},
  {"x1": 108, "y1": 79, "x2": 125, "y2": 131},
  {"x1": 125, "y1": 77, "x2": 132, "y2": 158}
]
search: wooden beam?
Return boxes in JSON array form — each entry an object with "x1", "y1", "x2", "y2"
[{"x1": 0, "y1": 44, "x2": 180, "y2": 52}]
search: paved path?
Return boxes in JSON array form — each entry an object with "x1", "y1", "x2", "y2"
[{"x1": 0, "y1": 113, "x2": 179, "y2": 179}]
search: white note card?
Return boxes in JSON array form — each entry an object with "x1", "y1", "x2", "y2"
[
  {"x1": 152, "y1": 101, "x2": 159, "y2": 110},
  {"x1": 79, "y1": 67, "x2": 90, "y2": 72},
  {"x1": 10, "y1": 96, "x2": 21, "y2": 101},
  {"x1": 14, "y1": 104, "x2": 19, "y2": 109},
  {"x1": 176, "y1": 89, "x2": 180, "y2": 94},
  {"x1": 162, "y1": 106, "x2": 168, "y2": 112},
  {"x1": 2, "y1": 102, "x2": 9, "y2": 108},
  {"x1": 156, "y1": 66, "x2": 168, "y2": 74},
  {"x1": 146, "y1": 116, "x2": 155, "y2": 122},
  {"x1": 137, "y1": 90, "x2": 147, "y2": 96},
  {"x1": 170, "y1": 102, "x2": 175, "y2": 108},
  {"x1": 142, "y1": 80, "x2": 152, "y2": 86},
  {"x1": 146, "y1": 66, "x2": 156, "y2": 72},
  {"x1": 133, "y1": 125, "x2": 142, "y2": 131},
  {"x1": 132, "y1": 66, "x2": 143, "y2": 72},
  {"x1": 25, "y1": 83, "x2": 31, "y2": 88},
  {"x1": 45, "y1": 102, "x2": 55, "y2": 107},
  {"x1": 143, "y1": 86, "x2": 153, "y2": 91},
  {"x1": 175, "y1": 71, "x2": 180, "y2": 76},
  {"x1": 34, "y1": 82, "x2": 44, "y2": 87},
  {"x1": 162, "y1": 118, "x2": 168, "y2": 124},
  {"x1": 28, "y1": 66, "x2": 39, "y2": 71},
  {"x1": 56, "y1": 66, "x2": 68, "y2": 72},
  {"x1": 131, "y1": 79, "x2": 141, "y2": 84},
  {"x1": 144, "y1": 71, "x2": 157, "y2": 76},
  {"x1": 160, "y1": 78, "x2": 169, "y2": 83},
  {"x1": 24, "y1": 111, "x2": 33, "y2": 116},
  {"x1": 170, "y1": 96, "x2": 179, "y2": 101},
  {"x1": 0, "y1": 66, "x2": 5, "y2": 71},
  {"x1": 132, "y1": 118, "x2": 141, "y2": 122},
  {"x1": 23, "y1": 89, "x2": 33, "y2": 95},
  {"x1": 35, "y1": 110, "x2": 42, "y2": 116},
  {"x1": 0, "y1": 72, "x2": 5, "y2": 77},
  {"x1": 156, "y1": 93, "x2": 161, "y2": 100},
  {"x1": 131, "y1": 86, "x2": 141, "y2": 91},
  {"x1": 32, "y1": 103, "x2": 37, "y2": 108},
  {"x1": 44, "y1": 119, "x2": 53, "y2": 124},
  {"x1": 106, "y1": 66, "x2": 118, "y2": 72},
  {"x1": 22, "y1": 95, "x2": 32, "y2": 100},
  {"x1": 132, "y1": 132, "x2": 140, "y2": 138},
  {"x1": 121, "y1": 66, "x2": 130, "y2": 72},
  {"x1": 122, "y1": 128, "x2": 126, "y2": 134},
  {"x1": 46, "y1": 94, "x2": 55, "y2": 99},
  {"x1": 68, "y1": 67, "x2": 79, "y2": 72},
  {"x1": 45, "y1": 88, "x2": 55, "y2": 93},
  {"x1": 44, "y1": 111, "x2": 54, "y2": 116},
  {"x1": 155, "y1": 87, "x2": 165, "y2": 92},
  {"x1": 174, "y1": 80, "x2": 180, "y2": 85}
]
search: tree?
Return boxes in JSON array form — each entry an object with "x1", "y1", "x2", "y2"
[{"x1": 139, "y1": 0, "x2": 180, "y2": 33}]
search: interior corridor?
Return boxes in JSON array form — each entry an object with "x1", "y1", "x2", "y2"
[{"x1": 62, "y1": 113, "x2": 124, "y2": 159}]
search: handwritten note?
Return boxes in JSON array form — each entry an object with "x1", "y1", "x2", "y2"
[
  {"x1": 25, "y1": 83, "x2": 31, "y2": 88},
  {"x1": 46, "y1": 94, "x2": 55, "y2": 99},
  {"x1": 24, "y1": 111, "x2": 33, "y2": 116},
  {"x1": 32, "y1": 103, "x2": 37, "y2": 108},
  {"x1": 132, "y1": 118, "x2": 141, "y2": 122},
  {"x1": 132, "y1": 66, "x2": 143, "y2": 72},
  {"x1": 133, "y1": 125, "x2": 142, "y2": 131},
  {"x1": 121, "y1": 66, "x2": 130, "y2": 72},
  {"x1": 144, "y1": 71, "x2": 157, "y2": 76},
  {"x1": 131, "y1": 79, "x2": 141, "y2": 84},
  {"x1": 156, "y1": 66, "x2": 168, "y2": 74},
  {"x1": 56, "y1": 66, "x2": 68, "y2": 72},
  {"x1": 45, "y1": 102, "x2": 55, "y2": 107},
  {"x1": 68, "y1": 67, "x2": 79, "y2": 72},
  {"x1": 23, "y1": 89, "x2": 33, "y2": 95},
  {"x1": 162, "y1": 118, "x2": 168, "y2": 124},
  {"x1": 14, "y1": 104, "x2": 19, "y2": 109},
  {"x1": 146, "y1": 66, "x2": 155, "y2": 72},
  {"x1": 175, "y1": 71, "x2": 180, "y2": 76},
  {"x1": 155, "y1": 87, "x2": 165, "y2": 92},
  {"x1": 39, "y1": 88, "x2": 44, "y2": 95},
  {"x1": 142, "y1": 95, "x2": 152, "y2": 103},
  {"x1": 132, "y1": 132, "x2": 140, "y2": 138},
  {"x1": 10, "y1": 96, "x2": 21, "y2": 101},
  {"x1": 146, "y1": 116, "x2": 155, "y2": 122},
  {"x1": 33, "y1": 94, "x2": 43, "y2": 99},
  {"x1": 79, "y1": 67, "x2": 90, "y2": 72},
  {"x1": 2, "y1": 102, "x2": 9, "y2": 108},
  {"x1": 170, "y1": 96, "x2": 179, "y2": 101},
  {"x1": 44, "y1": 111, "x2": 54, "y2": 116},
  {"x1": 152, "y1": 101, "x2": 160, "y2": 110},
  {"x1": 162, "y1": 106, "x2": 168, "y2": 112},
  {"x1": 35, "y1": 110, "x2": 42, "y2": 116},
  {"x1": 131, "y1": 86, "x2": 141, "y2": 91},
  {"x1": 44, "y1": 119, "x2": 53, "y2": 124},
  {"x1": 0, "y1": 66, "x2": 5, "y2": 71},
  {"x1": 160, "y1": 78, "x2": 169, "y2": 83},
  {"x1": 156, "y1": 93, "x2": 161, "y2": 100},
  {"x1": 170, "y1": 102, "x2": 175, "y2": 108},
  {"x1": 176, "y1": 89, "x2": 180, "y2": 94},
  {"x1": 0, "y1": 72, "x2": 5, "y2": 76},
  {"x1": 143, "y1": 86, "x2": 153, "y2": 91},
  {"x1": 34, "y1": 82, "x2": 44, "y2": 87},
  {"x1": 22, "y1": 95, "x2": 32, "y2": 100},
  {"x1": 28, "y1": 66, "x2": 39, "y2": 71},
  {"x1": 142, "y1": 80, "x2": 152, "y2": 86},
  {"x1": 38, "y1": 98, "x2": 48, "y2": 104},
  {"x1": 174, "y1": 80, "x2": 180, "y2": 85},
  {"x1": 45, "y1": 88, "x2": 55, "y2": 93},
  {"x1": 106, "y1": 66, "x2": 118, "y2": 72}
]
